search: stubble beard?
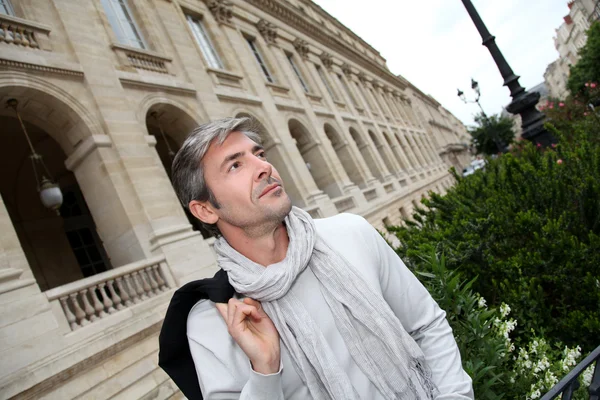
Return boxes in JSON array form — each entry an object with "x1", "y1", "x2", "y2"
[{"x1": 217, "y1": 177, "x2": 292, "y2": 238}]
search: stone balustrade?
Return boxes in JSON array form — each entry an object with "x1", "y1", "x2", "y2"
[
  {"x1": 45, "y1": 256, "x2": 171, "y2": 331},
  {"x1": 111, "y1": 43, "x2": 172, "y2": 74},
  {"x1": 0, "y1": 14, "x2": 51, "y2": 50}
]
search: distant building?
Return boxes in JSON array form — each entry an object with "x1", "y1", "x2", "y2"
[{"x1": 544, "y1": 0, "x2": 600, "y2": 98}]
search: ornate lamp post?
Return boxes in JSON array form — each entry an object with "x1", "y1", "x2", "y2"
[
  {"x1": 457, "y1": 78, "x2": 488, "y2": 118},
  {"x1": 458, "y1": 79, "x2": 505, "y2": 153},
  {"x1": 459, "y1": 0, "x2": 555, "y2": 146}
]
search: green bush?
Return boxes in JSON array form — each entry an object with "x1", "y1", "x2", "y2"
[
  {"x1": 412, "y1": 251, "x2": 592, "y2": 399},
  {"x1": 388, "y1": 114, "x2": 600, "y2": 352}
]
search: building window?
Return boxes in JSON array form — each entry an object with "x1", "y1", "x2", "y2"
[
  {"x1": 186, "y1": 15, "x2": 223, "y2": 69},
  {"x1": 287, "y1": 53, "x2": 309, "y2": 92},
  {"x1": 246, "y1": 37, "x2": 274, "y2": 83},
  {"x1": 101, "y1": 0, "x2": 146, "y2": 49},
  {"x1": 337, "y1": 74, "x2": 358, "y2": 107},
  {"x1": 0, "y1": 0, "x2": 15, "y2": 16},
  {"x1": 315, "y1": 65, "x2": 338, "y2": 101}
]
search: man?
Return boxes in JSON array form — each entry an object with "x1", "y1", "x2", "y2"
[{"x1": 158, "y1": 117, "x2": 474, "y2": 399}]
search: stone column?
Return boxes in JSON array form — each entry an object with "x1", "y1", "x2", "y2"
[
  {"x1": 407, "y1": 133, "x2": 428, "y2": 168},
  {"x1": 391, "y1": 134, "x2": 414, "y2": 176},
  {"x1": 398, "y1": 133, "x2": 421, "y2": 173}
]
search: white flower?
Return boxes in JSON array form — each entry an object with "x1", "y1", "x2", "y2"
[
  {"x1": 529, "y1": 388, "x2": 541, "y2": 399},
  {"x1": 561, "y1": 345, "x2": 582, "y2": 370},
  {"x1": 582, "y1": 365, "x2": 594, "y2": 387},
  {"x1": 544, "y1": 371, "x2": 558, "y2": 388},
  {"x1": 500, "y1": 303, "x2": 511, "y2": 317},
  {"x1": 477, "y1": 296, "x2": 487, "y2": 308},
  {"x1": 534, "y1": 356, "x2": 550, "y2": 374}
]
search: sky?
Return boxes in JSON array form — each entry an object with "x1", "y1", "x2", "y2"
[{"x1": 312, "y1": 0, "x2": 570, "y2": 127}]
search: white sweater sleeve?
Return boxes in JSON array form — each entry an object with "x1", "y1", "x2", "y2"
[
  {"x1": 187, "y1": 300, "x2": 285, "y2": 400},
  {"x1": 364, "y1": 219, "x2": 474, "y2": 399}
]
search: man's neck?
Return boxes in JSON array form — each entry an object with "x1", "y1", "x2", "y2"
[{"x1": 221, "y1": 222, "x2": 289, "y2": 267}]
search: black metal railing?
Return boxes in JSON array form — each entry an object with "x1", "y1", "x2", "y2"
[{"x1": 541, "y1": 345, "x2": 600, "y2": 400}]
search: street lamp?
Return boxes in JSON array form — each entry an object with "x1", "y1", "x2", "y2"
[
  {"x1": 459, "y1": 0, "x2": 555, "y2": 146},
  {"x1": 457, "y1": 79, "x2": 505, "y2": 153},
  {"x1": 457, "y1": 78, "x2": 488, "y2": 118}
]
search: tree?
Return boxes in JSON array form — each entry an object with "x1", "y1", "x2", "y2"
[
  {"x1": 468, "y1": 112, "x2": 515, "y2": 156},
  {"x1": 567, "y1": 21, "x2": 600, "y2": 96}
]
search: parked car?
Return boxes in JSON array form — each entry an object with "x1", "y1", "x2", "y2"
[
  {"x1": 462, "y1": 166, "x2": 475, "y2": 177},
  {"x1": 471, "y1": 159, "x2": 486, "y2": 170}
]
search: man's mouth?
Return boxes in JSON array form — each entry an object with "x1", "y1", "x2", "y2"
[{"x1": 259, "y1": 183, "x2": 281, "y2": 198}]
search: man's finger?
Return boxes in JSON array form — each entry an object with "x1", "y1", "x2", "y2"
[
  {"x1": 243, "y1": 298, "x2": 267, "y2": 316},
  {"x1": 232, "y1": 303, "x2": 261, "y2": 327},
  {"x1": 227, "y1": 298, "x2": 238, "y2": 327},
  {"x1": 215, "y1": 302, "x2": 228, "y2": 320}
]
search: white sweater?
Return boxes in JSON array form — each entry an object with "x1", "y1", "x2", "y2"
[{"x1": 187, "y1": 213, "x2": 474, "y2": 399}]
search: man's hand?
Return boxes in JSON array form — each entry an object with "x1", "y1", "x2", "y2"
[{"x1": 215, "y1": 298, "x2": 280, "y2": 375}]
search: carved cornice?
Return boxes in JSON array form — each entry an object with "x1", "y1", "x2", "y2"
[
  {"x1": 256, "y1": 19, "x2": 278, "y2": 45},
  {"x1": 205, "y1": 0, "x2": 233, "y2": 24},
  {"x1": 319, "y1": 52, "x2": 333, "y2": 69},
  {"x1": 0, "y1": 58, "x2": 84, "y2": 77},
  {"x1": 293, "y1": 38, "x2": 309, "y2": 58},
  {"x1": 245, "y1": 0, "x2": 407, "y2": 90},
  {"x1": 357, "y1": 71, "x2": 367, "y2": 82}
]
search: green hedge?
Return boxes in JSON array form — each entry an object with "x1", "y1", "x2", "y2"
[{"x1": 389, "y1": 115, "x2": 600, "y2": 352}]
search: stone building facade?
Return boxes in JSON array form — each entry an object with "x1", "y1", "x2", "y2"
[
  {"x1": 544, "y1": 0, "x2": 600, "y2": 99},
  {"x1": 0, "y1": 0, "x2": 468, "y2": 398}
]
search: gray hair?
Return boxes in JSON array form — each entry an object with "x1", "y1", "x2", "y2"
[{"x1": 171, "y1": 117, "x2": 262, "y2": 236}]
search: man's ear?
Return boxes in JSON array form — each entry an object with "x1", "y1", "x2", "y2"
[{"x1": 189, "y1": 200, "x2": 219, "y2": 225}]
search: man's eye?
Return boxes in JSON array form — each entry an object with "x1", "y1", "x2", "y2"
[
  {"x1": 229, "y1": 162, "x2": 241, "y2": 172},
  {"x1": 257, "y1": 152, "x2": 267, "y2": 159}
]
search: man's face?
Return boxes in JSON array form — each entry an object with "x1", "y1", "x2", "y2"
[{"x1": 198, "y1": 131, "x2": 292, "y2": 235}]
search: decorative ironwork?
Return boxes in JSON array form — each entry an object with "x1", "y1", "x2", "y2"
[{"x1": 541, "y1": 345, "x2": 600, "y2": 400}]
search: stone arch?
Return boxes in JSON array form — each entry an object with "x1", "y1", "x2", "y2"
[
  {"x1": 0, "y1": 83, "x2": 114, "y2": 291},
  {"x1": 143, "y1": 101, "x2": 201, "y2": 147},
  {"x1": 0, "y1": 72, "x2": 103, "y2": 155},
  {"x1": 348, "y1": 126, "x2": 381, "y2": 180},
  {"x1": 142, "y1": 102, "x2": 209, "y2": 236},
  {"x1": 233, "y1": 110, "x2": 277, "y2": 147},
  {"x1": 235, "y1": 112, "x2": 303, "y2": 206},
  {"x1": 368, "y1": 129, "x2": 396, "y2": 176},
  {"x1": 323, "y1": 123, "x2": 365, "y2": 188},
  {"x1": 288, "y1": 118, "x2": 337, "y2": 197}
]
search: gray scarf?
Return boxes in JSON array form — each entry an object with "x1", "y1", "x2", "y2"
[{"x1": 214, "y1": 207, "x2": 436, "y2": 400}]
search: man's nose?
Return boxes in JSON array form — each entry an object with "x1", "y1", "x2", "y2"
[{"x1": 255, "y1": 157, "x2": 273, "y2": 181}]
